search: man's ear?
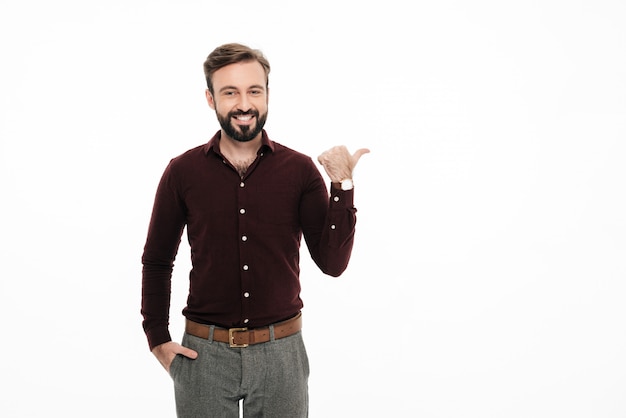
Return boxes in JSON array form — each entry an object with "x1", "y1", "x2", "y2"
[{"x1": 205, "y1": 89, "x2": 216, "y2": 109}]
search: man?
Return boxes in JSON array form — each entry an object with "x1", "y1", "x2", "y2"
[{"x1": 141, "y1": 43, "x2": 369, "y2": 417}]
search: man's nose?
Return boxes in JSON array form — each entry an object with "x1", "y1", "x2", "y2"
[{"x1": 236, "y1": 94, "x2": 252, "y2": 112}]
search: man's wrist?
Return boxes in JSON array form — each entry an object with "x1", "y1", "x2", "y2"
[{"x1": 332, "y1": 179, "x2": 353, "y2": 191}]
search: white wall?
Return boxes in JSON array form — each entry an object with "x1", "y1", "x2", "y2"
[{"x1": 1, "y1": 1, "x2": 625, "y2": 416}]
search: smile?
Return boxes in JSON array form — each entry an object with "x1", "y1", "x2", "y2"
[{"x1": 235, "y1": 115, "x2": 254, "y2": 122}]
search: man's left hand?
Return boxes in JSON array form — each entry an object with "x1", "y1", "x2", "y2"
[{"x1": 317, "y1": 146, "x2": 370, "y2": 183}]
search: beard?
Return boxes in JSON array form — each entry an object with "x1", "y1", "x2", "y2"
[{"x1": 217, "y1": 109, "x2": 268, "y2": 143}]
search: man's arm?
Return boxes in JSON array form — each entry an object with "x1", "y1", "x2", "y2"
[
  {"x1": 141, "y1": 161, "x2": 187, "y2": 351},
  {"x1": 301, "y1": 146, "x2": 369, "y2": 276}
]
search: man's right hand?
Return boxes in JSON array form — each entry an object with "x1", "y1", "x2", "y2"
[{"x1": 152, "y1": 341, "x2": 198, "y2": 373}]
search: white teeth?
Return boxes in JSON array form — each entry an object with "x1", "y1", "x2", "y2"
[{"x1": 236, "y1": 115, "x2": 252, "y2": 121}]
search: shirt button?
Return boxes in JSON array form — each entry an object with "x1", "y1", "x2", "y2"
[
  {"x1": 330, "y1": 224, "x2": 336, "y2": 230},
  {"x1": 240, "y1": 208, "x2": 246, "y2": 214},
  {"x1": 244, "y1": 318, "x2": 249, "y2": 324},
  {"x1": 240, "y1": 182, "x2": 245, "y2": 188},
  {"x1": 243, "y1": 264, "x2": 249, "y2": 271},
  {"x1": 242, "y1": 235, "x2": 248, "y2": 242},
  {"x1": 334, "y1": 196, "x2": 340, "y2": 202},
  {"x1": 244, "y1": 292, "x2": 250, "y2": 298}
]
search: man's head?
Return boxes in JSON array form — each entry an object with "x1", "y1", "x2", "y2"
[
  {"x1": 203, "y1": 43, "x2": 270, "y2": 96},
  {"x1": 204, "y1": 43, "x2": 271, "y2": 143}
]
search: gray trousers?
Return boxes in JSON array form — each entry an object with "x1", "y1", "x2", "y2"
[{"x1": 169, "y1": 327, "x2": 309, "y2": 417}]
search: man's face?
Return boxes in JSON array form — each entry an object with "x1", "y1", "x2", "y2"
[{"x1": 206, "y1": 61, "x2": 269, "y2": 142}]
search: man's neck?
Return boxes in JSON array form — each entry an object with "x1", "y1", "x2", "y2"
[{"x1": 219, "y1": 131, "x2": 263, "y2": 178}]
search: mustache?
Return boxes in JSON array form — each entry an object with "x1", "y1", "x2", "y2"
[{"x1": 229, "y1": 110, "x2": 259, "y2": 118}]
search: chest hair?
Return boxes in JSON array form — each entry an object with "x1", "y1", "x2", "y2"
[{"x1": 232, "y1": 157, "x2": 256, "y2": 178}]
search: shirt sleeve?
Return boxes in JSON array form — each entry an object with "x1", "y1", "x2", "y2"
[
  {"x1": 141, "y1": 160, "x2": 187, "y2": 351},
  {"x1": 300, "y1": 164, "x2": 357, "y2": 277}
]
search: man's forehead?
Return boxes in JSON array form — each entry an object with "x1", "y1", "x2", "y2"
[{"x1": 212, "y1": 61, "x2": 267, "y2": 88}]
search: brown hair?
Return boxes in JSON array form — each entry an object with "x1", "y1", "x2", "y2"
[{"x1": 203, "y1": 43, "x2": 271, "y2": 95}]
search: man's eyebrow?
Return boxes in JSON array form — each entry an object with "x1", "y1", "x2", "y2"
[
  {"x1": 218, "y1": 84, "x2": 266, "y2": 93},
  {"x1": 218, "y1": 85, "x2": 237, "y2": 93}
]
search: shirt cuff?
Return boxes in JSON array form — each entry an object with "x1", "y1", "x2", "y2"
[
  {"x1": 146, "y1": 327, "x2": 172, "y2": 351},
  {"x1": 330, "y1": 186, "x2": 354, "y2": 208}
]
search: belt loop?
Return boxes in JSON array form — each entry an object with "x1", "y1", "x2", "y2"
[
  {"x1": 208, "y1": 325, "x2": 215, "y2": 343},
  {"x1": 269, "y1": 324, "x2": 276, "y2": 341}
]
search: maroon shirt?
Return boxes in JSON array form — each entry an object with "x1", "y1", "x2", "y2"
[{"x1": 141, "y1": 130, "x2": 356, "y2": 350}]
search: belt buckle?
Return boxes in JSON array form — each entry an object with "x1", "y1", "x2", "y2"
[{"x1": 228, "y1": 327, "x2": 248, "y2": 348}]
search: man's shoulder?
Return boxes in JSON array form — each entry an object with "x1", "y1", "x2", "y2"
[
  {"x1": 270, "y1": 141, "x2": 313, "y2": 163},
  {"x1": 159, "y1": 143, "x2": 211, "y2": 180},
  {"x1": 169, "y1": 143, "x2": 209, "y2": 165}
]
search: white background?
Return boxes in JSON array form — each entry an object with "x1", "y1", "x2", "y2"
[{"x1": 1, "y1": 0, "x2": 625, "y2": 417}]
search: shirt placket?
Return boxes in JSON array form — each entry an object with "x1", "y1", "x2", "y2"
[{"x1": 237, "y1": 177, "x2": 252, "y2": 326}]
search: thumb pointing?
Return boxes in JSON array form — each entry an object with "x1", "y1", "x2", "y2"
[{"x1": 352, "y1": 148, "x2": 371, "y2": 164}]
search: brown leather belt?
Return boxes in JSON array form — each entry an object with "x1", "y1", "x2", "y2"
[{"x1": 185, "y1": 313, "x2": 302, "y2": 348}]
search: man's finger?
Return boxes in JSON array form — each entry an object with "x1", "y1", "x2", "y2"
[
  {"x1": 352, "y1": 148, "x2": 371, "y2": 163},
  {"x1": 179, "y1": 346, "x2": 199, "y2": 359}
]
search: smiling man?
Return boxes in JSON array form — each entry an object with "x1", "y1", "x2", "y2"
[{"x1": 141, "y1": 43, "x2": 369, "y2": 417}]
